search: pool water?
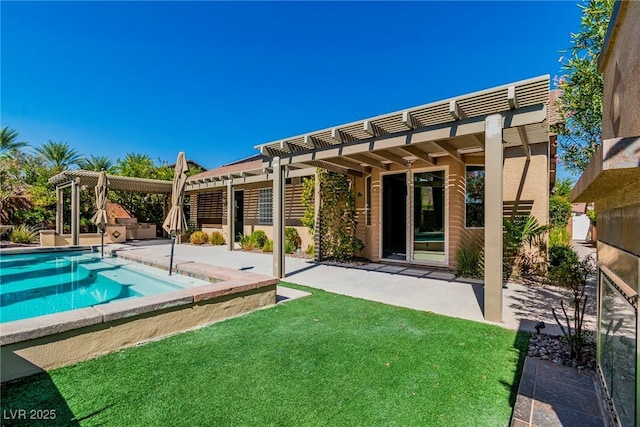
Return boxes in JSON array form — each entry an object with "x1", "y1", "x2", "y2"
[{"x1": 0, "y1": 251, "x2": 197, "y2": 323}]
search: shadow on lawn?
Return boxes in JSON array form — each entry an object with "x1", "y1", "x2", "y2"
[
  {"x1": 501, "y1": 329, "x2": 530, "y2": 409},
  {"x1": 1, "y1": 372, "x2": 82, "y2": 426}
]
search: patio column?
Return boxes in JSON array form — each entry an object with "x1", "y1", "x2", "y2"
[
  {"x1": 71, "y1": 178, "x2": 80, "y2": 245},
  {"x1": 484, "y1": 114, "x2": 503, "y2": 323},
  {"x1": 56, "y1": 186, "x2": 64, "y2": 234},
  {"x1": 227, "y1": 181, "x2": 234, "y2": 251},
  {"x1": 272, "y1": 157, "x2": 285, "y2": 278}
]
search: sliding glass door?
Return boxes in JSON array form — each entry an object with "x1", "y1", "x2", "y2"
[{"x1": 412, "y1": 170, "x2": 445, "y2": 263}]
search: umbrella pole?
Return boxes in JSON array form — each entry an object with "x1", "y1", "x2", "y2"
[
  {"x1": 101, "y1": 230, "x2": 104, "y2": 258},
  {"x1": 169, "y1": 234, "x2": 176, "y2": 276}
]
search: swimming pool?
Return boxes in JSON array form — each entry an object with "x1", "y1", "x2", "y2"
[{"x1": 0, "y1": 250, "x2": 203, "y2": 323}]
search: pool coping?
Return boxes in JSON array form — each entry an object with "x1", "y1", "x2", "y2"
[{"x1": 0, "y1": 249, "x2": 279, "y2": 346}]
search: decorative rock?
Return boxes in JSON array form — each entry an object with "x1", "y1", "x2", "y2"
[{"x1": 527, "y1": 332, "x2": 596, "y2": 371}]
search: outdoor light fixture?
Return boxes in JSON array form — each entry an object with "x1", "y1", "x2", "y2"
[
  {"x1": 112, "y1": 230, "x2": 121, "y2": 238},
  {"x1": 534, "y1": 321, "x2": 545, "y2": 335}
]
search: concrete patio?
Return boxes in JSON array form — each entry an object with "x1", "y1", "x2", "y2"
[{"x1": 105, "y1": 239, "x2": 597, "y2": 334}]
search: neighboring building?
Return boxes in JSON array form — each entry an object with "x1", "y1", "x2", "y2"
[
  {"x1": 187, "y1": 75, "x2": 557, "y2": 322},
  {"x1": 571, "y1": 1, "x2": 640, "y2": 425}
]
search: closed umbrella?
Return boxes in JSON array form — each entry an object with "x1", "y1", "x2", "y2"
[
  {"x1": 91, "y1": 170, "x2": 109, "y2": 257},
  {"x1": 162, "y1": 152, "x2": 189, "y2": 275}
]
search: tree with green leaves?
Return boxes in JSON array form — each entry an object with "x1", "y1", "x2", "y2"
[
  {"x1": 33, "y1": 140, "x2": 84, "y2": 174},
  {"x1": 553, "y1": 0, "x2": 614, "y2": 175},
  {"x1": 553, "y1": 177, "x2": 574, "y2": 198},
  {"x1": 0, "y1": 126, "x2": 28, "y2": 156},
  {"x1": 108, "y1": 153, "x2": 173, "y2": 235},
  {"x1": 78, "y1": 155, "x2": 116, "y2": 173}
]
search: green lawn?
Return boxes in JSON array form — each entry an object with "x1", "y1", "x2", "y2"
[{"x1": 2, "y1": 283, "x2": 527, "y2": 426}]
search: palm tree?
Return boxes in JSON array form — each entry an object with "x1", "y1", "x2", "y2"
[
  {"x1": 1, "y1": 126, "x2": 28, "y2": 155},
  {"x1": 33, "y1": 140, "x2": 84, "y2": 174},
  {"x1": 79, "y1": 155, "x2": 116, "y2": 173}
]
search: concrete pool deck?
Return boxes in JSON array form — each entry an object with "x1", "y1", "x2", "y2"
[{"x1": 107, "y1": 240, "x2": 597, "y2": 334}]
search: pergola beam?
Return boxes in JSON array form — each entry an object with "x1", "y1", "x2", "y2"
[
  {"x1": 517, "y1": 126, "x2": 531, "y2": 160},
  {"x1": 363, "y1": 120, "x2": 387, "y2": 137},
  {"x1": 313, "y1": 157, "x2": 364, "y2": 172},
  {"x1": 449, "y1": 100, "x2": 465, "y2": 120},
  {"x1": 401, "y1": 111, "x2": 422, "y2": 129},
  {"x1": 370, "y1": 150, "x2": 407, "y2": 166},
  {"x1": 270, "y1": 105, "x2": 546, "y2": 167},
  {"x1": 331, "y1": 128, "x2": 357, "y2": 144},
  {"x1": 395, "y1": 145, "x2": 435, "y2": 166},
  {"x1": 431, "y1": 140, "x2": 464, "y2": 164},
  {"x1": 508, "y1": 86, "x2": 519, "y2": 110},
  {"x1": 344, "y1": 153, "x2": 390, "y2": 171},
  {"x1": 303, "y1": 135, "x2": 317, "y2": 148},
  {"x1": 469, "y1": 133, "x2": 485, "y2": 149}
]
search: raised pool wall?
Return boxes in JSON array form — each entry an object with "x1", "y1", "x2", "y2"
[
  {"x1": 1, "y1": 250, "x2": 278, "y2": 383},
  {"x1": 40, "y1": 227, "x2": 127, "y2": 246}
]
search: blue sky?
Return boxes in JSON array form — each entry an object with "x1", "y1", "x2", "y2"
[{"x1": 2, "y1": 1, "x2": 582, "y2": 176}]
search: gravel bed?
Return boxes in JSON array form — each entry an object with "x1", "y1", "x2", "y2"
[{"x1": 528, "y1": 332, "x2": 597, "y2": 371}]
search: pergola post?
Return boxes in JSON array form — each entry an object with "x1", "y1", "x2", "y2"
[
  {"x1": 272, "y1": 157, "x2": 285, "y2": 278},
  {"x1": 227, "y1": 181, "x2": 234, "y2": 251},
  {"x1": 56, "y1": 186, "x2": 64, "y2": 234},
  {"x1": 484, "y1": 114, "x2": 503, "y2": 322},
  {"x1": 70, "y1": 179, "x2": 80, "y2": 246}
]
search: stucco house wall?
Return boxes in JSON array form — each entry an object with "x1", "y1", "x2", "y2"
[{"x1": 351, "y1": 141, "x2": 548, "y2": 268}]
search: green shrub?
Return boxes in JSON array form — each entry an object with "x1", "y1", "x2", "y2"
[
  {"x1": 285, "y1": 227, "x2": 302, "y2": 250},
  {"x1": 455, "y1": 240, "x2": 484, "y2": 279},
  {"x1": 549, "y1": 226, "x2": 571, "y2": 248},
  {"x1": 586, "y1": 209, "x2": 596, "y2": 226},
  {"x1": 209, "y1": 231, "x2": 225, "y2": 245},
  {"x1": 285, "y1": 241, "x2": 294, "y2": 254},
  {"x1": 305, "y1": 243, "x2": 315, "y2": 257},
  {"x1": 190, "y1": 231, "x2": 209, "y2": 245},
  {"x1": 262, "y1": 239, "x2": 273, "y2": 253},
  {"x1": 239, "y1": 234, "x2": 256, "y2": 251},
  {"x1": 182, "y1": 223, "x2": 200, "y2": 242},
  {"x1": 250, "y1": 230, "x2": 268, "y2": 248},
  {"x1": 548, "y1": 249, "x2": 595, "y2": 361},
  {"x1": 549, "y1": 245, "x2": 579, "y2": 268},
  {"x1": 9, "y1": 225, "x2": 37, "y2": 244},
  {"x1": 549, "y1": 195, "x2": 572, "y2": 228},
  {"x1": 503, "y1": 215, "x2": 549, "y2": 279}
]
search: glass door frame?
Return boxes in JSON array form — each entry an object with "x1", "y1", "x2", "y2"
[
  {"x1": 409, "y1": 166, "x2": 449, "y2": 267},
  {"x1": 379, "y1": 170, "x2": 409, "y2": 262}
]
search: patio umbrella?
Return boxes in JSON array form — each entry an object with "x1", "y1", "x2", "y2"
[
  {"x1": 162, "y1": 152, "x2": 189, "y2": 275},
  {"x1": 91, "y1": 170, "x2": 109, "y2": 257}
]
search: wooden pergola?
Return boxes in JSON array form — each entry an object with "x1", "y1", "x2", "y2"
[
  {"x1": 48, "y1": 170, "x2": 173, "y2": 245},
  {"x1": 256, "y1": 75, "x2": 554, "y2": 323},
  {"x1": 182, "y1": 75, "x2": 557, "y2": 323}
]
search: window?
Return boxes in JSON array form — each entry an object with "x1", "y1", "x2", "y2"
[
  {"x1": 365, "y1": 175, "x2": 371, "y2": 226},
  {"x1": 465, "y1": 166, "x2": 485, "y2": 228},
  {"x1": 197, "y1": 192, "x2": 224, "y2": 224},
  {"x1": 258, "y1": 188, "x2": 273, "y2": 224}
]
